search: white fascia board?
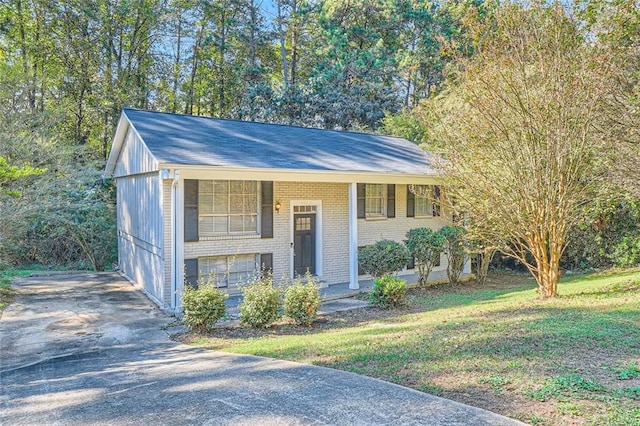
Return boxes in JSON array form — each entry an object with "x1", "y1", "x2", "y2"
[
  {"x1": 104, "y1": 112, "x2": 129, "y2": 178},
  {"x1": 161, "y1": 164, "x2": 442, "y2": 185}
]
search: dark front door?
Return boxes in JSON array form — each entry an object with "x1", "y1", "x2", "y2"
[{"x1": 294, "y1": 214, "x2": 316, "y2": 276}]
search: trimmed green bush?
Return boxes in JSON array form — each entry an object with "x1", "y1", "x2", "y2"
[
  {"x1": 370, "y1": 275, "x2": 407, "y2": 308},
  {"x1": 284, "y1": 273, "x2": 321, "y2": 326},
  {"x1": 182, "y1": 282, "x2": 228, "y2": 333},
  {"x1": 359, "y1": 240, "x2": 411, "y2": 278},
  {"x1": 405, "y1": 227, "x2": 446, "y2": 286},
  {"x1": 239, "y1": 275, "x2": 282, "y2": 328}
]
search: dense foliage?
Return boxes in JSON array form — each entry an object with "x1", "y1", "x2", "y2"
[
  {"x1": 415, "y1": 2, "x2": 639, "y2": 296},
  {"x1": 0, "y1": 0, "x2": 476, "y2": 270},
  {"x1": 369, "y1": 275, "x2": 407, "y2": 308},
  {"x1": 239, "y1": 274, "x2": 282, "y2": 328},
  {"x1": 283, "y1": 273, "x2": 321, "y2": 326},
  {"x1": 405, "y1": 227, "x2": 446, "y2": 286},
  {"x1": 359, "y1": 240, "x2": 411, "y2": 278},
  {"x1": 1, "y1": 0, "x2": 637, "y2": 280},
  {"x1": 182, "y1": 282, "x2": 228, "y2": 333}
]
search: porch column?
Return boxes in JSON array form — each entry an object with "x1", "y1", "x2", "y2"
[
  {"x1": 171, "y1": 171, "x2": 184, "y2": 311},
  {"x1": 348, "y1": 182, "x2": 359, "y2": 289}
]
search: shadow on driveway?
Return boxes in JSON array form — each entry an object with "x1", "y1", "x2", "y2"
[{"x1": 0, "y1": 272, "x2": 524, "y2": 426}]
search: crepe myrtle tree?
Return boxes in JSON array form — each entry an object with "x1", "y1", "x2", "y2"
[{"x1": 426, "y1": 1, "x2": 622, "y2": 297}]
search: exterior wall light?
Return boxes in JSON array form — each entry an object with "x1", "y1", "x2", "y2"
[{"x1": 274, "y1": 201, "x2": 282, "y2": 213}]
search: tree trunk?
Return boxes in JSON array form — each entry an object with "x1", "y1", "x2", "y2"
[
  {"x1": 276, "y1": 0, "x2": 289, "y2": 88},
  {"x1": 476, "y1": 248, "x2": 496, "y2": 285},
  {"x1": 290, "y1": 0, "x2": 298, "y2": 86},
  {"x1": 172, "y1": 8, "x2": 183, "y2": 113}
]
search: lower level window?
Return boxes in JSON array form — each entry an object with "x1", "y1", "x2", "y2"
[{"x1": 198, "y1": 254, "x2": 258, "y2": 288}]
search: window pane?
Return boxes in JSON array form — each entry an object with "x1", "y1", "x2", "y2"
[
  {"x1": 213, "y1": 216, "x2": 228, "y2": 234},
  {"x1": 199, "y1": 181, "x2": 214, "y2": 214},
  {"x1": 365, "y1": 184, "x2": 385, "y2": 215},
  {"x1": 199, "y1": 216, "x2": 214, "y2": 236},
  {"x1": 229, "y1": 193, "x2": 243, "y2": 214},
  {"x1": 244, "y1": 215, "x2": 257, "y2": 232},
  {"x1": 230, "y1": 180, "x2": 243, "y2": 194},
  {"x1": 199, "y1": 257, "x2": 227, "y2": 287},
  {"x1": 415, "y1": 197, "x2": 430, "y2": 217},
  {"x1": 229, "y1": 216, "x2": 244, "y2": 232},
  {"x1": 213, "y1": 193, "x2": 228, "y2": 214},
  {"x1": 244, "y1": 195, "x2": 257, "y2": 213},
  {"x1": 199, "y1": 180, "x2": 258, "y2": 236}
]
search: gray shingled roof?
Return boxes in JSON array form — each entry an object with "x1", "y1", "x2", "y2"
[{"x1": 124, "y1": 108, "x2": 436, "y2": 174}]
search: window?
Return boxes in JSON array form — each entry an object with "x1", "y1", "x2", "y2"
[
  {"x1": 365, "y1": 184, "x2": 386, "y2": 217},
  {"x1": 413, "y1": 185, "x2": 441, "y2": 217},
  {"x1": 198, "y1": 180, "x2": 258, "y2": 236},
  {"x1": 198, "y1": 254, "x2": 258, "y2": 288}
]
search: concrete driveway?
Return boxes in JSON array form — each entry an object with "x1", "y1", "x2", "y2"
[{"x1": 0, "y1": 272, "x2": 524, "y2": 425}]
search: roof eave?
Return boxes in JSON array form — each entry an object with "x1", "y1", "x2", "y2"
[
  {"x1": 103, "y1": 112, "x2": 130, "y2": 179},
  {"x1": 157, "y1": 163, "x2": 442, "y2": 184}
]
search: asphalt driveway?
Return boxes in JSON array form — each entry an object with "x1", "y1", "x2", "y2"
[{"x1": 0, "y1": 272, "x2": 524, "y2": 425}]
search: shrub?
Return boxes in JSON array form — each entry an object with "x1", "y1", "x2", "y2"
[
  {"x1": 181, "y1": 282, "x2": 228, "y2": 333},
  {"x1": 369, "y1": 275, "x2": 407, "y2": 308},
  {"x1": 441, "y1": 225, "x2": 466, "y2": 284},
  {"x1": 239, "y1": 274, "x2": 282, "y2": 328},
  {"x1": 405, "y1": 228, "x2": 446, "y2": 286},
  {"x1": 284, "y1": 272, "x2": 321, "y2": 326},
  {"x1": 359, "y1": 240, "x2": 411, "y2": 278}
]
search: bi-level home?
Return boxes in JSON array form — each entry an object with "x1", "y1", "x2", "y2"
[{"x1": 104, "y1": 108, "x2": 465, "y2": 312}]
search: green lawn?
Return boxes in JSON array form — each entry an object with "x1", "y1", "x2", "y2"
[
  {"x1": 185, "y1": 270, "x2": 640, "y2": 425},
  {"x1": 0, "y1": 268, "x2": 38, "y2": 315}
]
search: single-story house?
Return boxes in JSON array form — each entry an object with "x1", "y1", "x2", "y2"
[{"x1": 104, "y1": 108, "x2": 469, "y2": 312}]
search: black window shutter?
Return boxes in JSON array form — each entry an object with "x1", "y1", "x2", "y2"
[
  {"x1": 357, "y1": 184, "x2": 365, "y2": 218},
  {"x1": 184, "y1": 180, "x2": 199, "y2": 241},
  {"x1": 260, "y1": 253, "x2": 273, "y2": 277},
  {"x1": 406, "y1": 185, "x2": 415, "y2": 218},
  {"x1": 184, "y1": 259, "x2": 199, "y2": 288},
  {"x1": 433, "y1": 185, "x2": 441, "y2": 217},
  {"x1": 387, "y1": 184, "x2": 395, "y2": 218},
  {"x1": 261, "y1": 181, "x2": 273, "y2": 238},
  {"x1": 407, "y1": 256, "x2": 415, "y2": 270}
]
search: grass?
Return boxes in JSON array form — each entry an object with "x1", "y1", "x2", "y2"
[
  {"x1": 183, "y1": 270, "x2": 640, "y2": 425},
  {"x1": 0, "y1": 267, "x2": 39, "y2": 316}
]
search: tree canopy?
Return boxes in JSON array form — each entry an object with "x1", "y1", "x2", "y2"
[{"x1": 423, "y1": 1, "x2": 639, "y2": 297}]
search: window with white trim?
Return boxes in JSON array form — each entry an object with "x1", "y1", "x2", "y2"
[
  {"x1": 414, "y1": 185, "x2": 441, "y2": 217},
  {"x1": 198, "y1": 180, "x2": 258, "y2": 236},
  {"x1": 198, "y1": 254, "x2": 258, "y2": 288},
  {"x1": 365, "y1": 184, "x2": 386, "y2": 217}
]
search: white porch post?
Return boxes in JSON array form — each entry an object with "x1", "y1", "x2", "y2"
[
  {"x1": 348, "y1": 182, "x2": 359, "y2": 289},
  {"x1": 171, "y1": 171, "x2": 184, "y2": 311}
]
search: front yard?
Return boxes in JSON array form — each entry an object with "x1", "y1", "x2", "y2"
[{"x1": 177, "y1": 270, "x2": 640, "y2": 425}]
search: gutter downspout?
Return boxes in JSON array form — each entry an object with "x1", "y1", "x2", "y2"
[{"x1": 171, "y1": 170, "x2": 180, "y2": 311}]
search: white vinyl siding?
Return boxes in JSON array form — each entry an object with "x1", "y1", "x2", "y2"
[
  {"x1": 198, "y1": 180, "x2": 258, "y2": 236},
  {"x1": 116, "y1": 173, "x2": 165, "y2": 302},
  {"x1": 113, "y1": 128, "x2": 158, "y2": 178},
  {"x1": 198, "y1": 254, "x2": 258, "y2": 288},
  {"x1": 365, "y1": 184, "x2": 386, "y2": 217}
]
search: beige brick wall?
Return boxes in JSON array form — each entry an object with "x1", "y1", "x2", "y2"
[
  {"x1": 358, "y1": 184, "x2": 450, "y2": 274},
  {"x1": 166, "y1": 182, "x2": 453, "y2": 294},
  {"x1": 358, "y1": 184, "x2": 449, "y2": 244},
  {"x1": 183, "y1": 181, "x2": 351, "y2": 286}
]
